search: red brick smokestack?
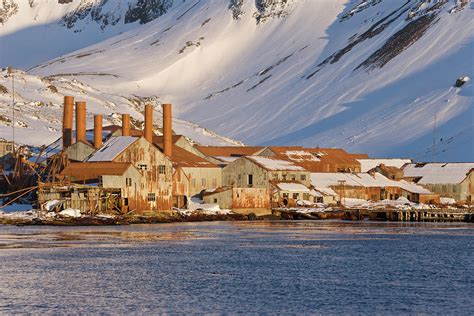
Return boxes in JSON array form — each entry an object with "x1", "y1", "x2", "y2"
[
  {"x1": 94, "y1": 115, "x2": 103, "y2": 149},
  {"x1": 122, "y1": 114, "x2": 130, "y2": 136},
  {"x1": 162, "y1": 103, "x2": 172, "y2": 157},
  {"x1": 62, "y1": 96, "x2": 74, "y2": 148},
  {"x1": 75, "y1": 101, "x2": 87, "y2": 143},
  {"x1": 144, "y1": 104, "x2": 153, "y2": 143}
]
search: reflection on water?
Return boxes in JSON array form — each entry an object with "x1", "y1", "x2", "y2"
[{"x1": 0, "y1": 221, "x2": 472, "y2": 314}]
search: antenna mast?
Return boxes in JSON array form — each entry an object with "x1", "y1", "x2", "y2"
[
  {"x1": 7, "y1": 67, "x2": 15, "y2": 155},
  {"x1": 432, "y1": 113, "x2": 437, "y2": 163}
]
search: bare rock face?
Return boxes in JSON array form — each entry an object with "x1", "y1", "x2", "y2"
[
  {"x1": 254, "y1": 0, "x2": 291, "y2": 23},
  {"x1": 0, "y1": 0, "x2": 19, "y2": 24},
  {"x1": 125, "y1": 0, "x2": 174, "y2": 24},
  {"x1": 228, "y1": 0, "x2": 244, "y2": 20},
  {"x1": 61, "y1": 0, "x2": 175, "y2": 30}
]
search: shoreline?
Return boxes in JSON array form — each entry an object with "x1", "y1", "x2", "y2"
[{"x1": 1, "y1": 208, "x2": 473, "y2": 226}]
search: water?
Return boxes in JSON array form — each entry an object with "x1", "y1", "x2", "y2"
[{"x1": 0, "y1": 221, "x2": 472, "y2": 314}]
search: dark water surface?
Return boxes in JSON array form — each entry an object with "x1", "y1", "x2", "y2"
[{"x1": 0, "y1": 221, "x2": 472, "y2": 314}]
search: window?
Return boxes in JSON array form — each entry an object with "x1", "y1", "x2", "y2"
[
  {"x1": 147, "y1": 193, "x2": 156, "y2": 202},
  {"x1": 201, "y1": 178, "x2": 206, "y2": 187},
  {"x1": 282, "y1": 174, "x2": 287, "y2": 181},
  {"x1": 300, "y1": 175, "x2": 306, "y2": 181},
  {"x1": 303, "y1": 193, "x2": 310, "y2": 201},
  {"x1": 159, "y1": 165, "x2": 166, "y2": 174},
  {"x1": 138, "y1": 164, "x2": 148, "y2": 171},
  {"x1": 124, "y1": 198, "x2": 129, "y2": 206},
  {"x1": 5, "y1": 145, "x2": 12, "y2": 151},
  {"x1": 126, "y1": 178, "x2": 132, "y2": 187},
  {"x1": 290, "y1": 174, "x2": 296, "y2": 181},
  {"x1": 191, "y1": 178, "x2": 196, "y2": 187},
  {"x1": 293, "y1": 193, "x2": 299, "y2": 200},
  {"x1": 212, "y1": 178, "x2": 217, "y2": 188},
  {"x1": 272, "y1": 173, "x2": 278, "y2": 180},
  {"x1": 248, "y1": 174, "x2": 253, "y2": 187},
  {"x1": 214, "y1": 199, "x2": 217, "y2": 203}
]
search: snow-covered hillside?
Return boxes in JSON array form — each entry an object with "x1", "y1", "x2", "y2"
[
  {"x1": 1, "y1": 0, "x2": 473, "y2": 161},
  {"x1": 0, "y1": 68, "x2": 243, "y2": 146}
]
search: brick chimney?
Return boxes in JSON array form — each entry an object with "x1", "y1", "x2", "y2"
[
  {"x1": 122, "y1": 114, "x2": 130, "y2": 136},
  {"x1": 62, "y1": 96, "x2": 74, "y2": 148},
  {"x1": 94, "y1": 114, "x2": 103, "y2": 149},
  {"x1": 75, "y1": 101, "x2": 87, "y2": 143},
  {"x1": 162, "y1": 103, "x2": 172, "y2": 157},
  {"x1": 144, "y1": 104, "x2": 153, "y2": 143}
]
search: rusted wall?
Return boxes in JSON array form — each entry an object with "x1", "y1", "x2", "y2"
[
  {"x1": 223, "y1": 158, "x2": 310, "y2": 189},
  {"x1": 203, "y1": 187, "x2": 270, "y2": 210},
  {"x1": 114, "y1": 137, "x2": 173, "y2": 212},
  {"x1": 232, "y1": 188, "x2": 270, "y2": 209}
]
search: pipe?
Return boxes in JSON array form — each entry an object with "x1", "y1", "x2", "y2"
[
  {"x1": 162, "y1": 103, "x2": 172, "y2": 157},
  {"x1": 62, "y1": 96, "x2": 74, "y2": 148},
  {"x1": 122, "y1": 114, "x2": 130, "y2": 136},
  {"x1": 144, "y1": 104, "x2": 153, "y2": 143},
  {"x1": 75, "y1": 101, "x2": 87, "y2": 143},
  {"x1": 94, "y1": 114, "x2": 103, "y2": 149}
]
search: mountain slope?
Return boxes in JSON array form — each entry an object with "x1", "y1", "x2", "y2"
[
  {"x1": 0, "y1": 69, "x2": 243, "y2": 147},
  {"x1": 3, "y1": 0, "x2": 474, "y2": 161}
]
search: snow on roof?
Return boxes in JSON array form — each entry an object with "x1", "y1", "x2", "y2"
[
  {"x1": 88, "y1": 136, "x2": 137, "y2": 162},
  {"x1": 310, "y1": 172, "x2": 432, "y2": 194},
  {"x1": 247, "y1": 156, "x2": 306, "y2": 171},
  {"x1": 313, "y1": 187, "x2": 338, "y2": 197},
  {"x1": 276, "y1": 183, "x2": 310, "y2": 192},
  {"x1": 403, "y1": 163, "x2": 474, "y2": 184},
  {"x1": 280, "y1": 150, "x2": 321, "y2": 162},
  {"x1": 357, "y1": 158, "x2": 412, "y2": 172}
]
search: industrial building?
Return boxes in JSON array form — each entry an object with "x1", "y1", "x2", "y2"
[{"x1": 29, "y1": 94, "x2": 472, "y2": 217}]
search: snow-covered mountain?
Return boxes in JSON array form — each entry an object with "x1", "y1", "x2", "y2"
[
  {"x1": 0, "y1": 68, "x2": 243, "y2": 146},
  {"x1": 1, "y1": 0, "x2": 473, "y2": 161}
]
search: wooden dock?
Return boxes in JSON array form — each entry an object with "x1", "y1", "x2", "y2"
[{"x1": 345, "y1": 208, "x2": 474, "y2": 222}]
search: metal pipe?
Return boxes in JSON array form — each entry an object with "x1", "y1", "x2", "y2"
[
  {"x1": 144, "y1": 104, "x2": 153, "y2": 143},
  {"x1": 63, "y1": 96, "x2": 74, "y2": 148},
  {"x1": 75, "y1": 101, "x2": 87, "y2": 143},
  {"x1": 94, "y1": 114, "x2": 103, "y2": 149},
  {"x1": 122, "y1": 114, "x2": 130, "y2": 136},
  {"x1": 162, "y1": 103, "x2": 172, "y2": 157}
]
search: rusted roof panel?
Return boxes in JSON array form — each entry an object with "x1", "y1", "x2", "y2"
[
  {"x1": 195, "y1": 146, "x2": 264, "y2": 157},
  {"x1": 61, "y1": 162, "x2": 132, "y2": 180},
  {"x1": 154, "y1": 144, "x2": 218, "y2": 168}
]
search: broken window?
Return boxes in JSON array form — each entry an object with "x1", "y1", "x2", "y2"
[{"x1": 148, "y1": 193, "x2": 156, "y2": 202}]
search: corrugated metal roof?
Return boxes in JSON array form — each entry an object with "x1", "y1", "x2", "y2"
[
  {"x1": 276, "y1": 183, "x2": 310, "y2": 192},
  {"x1": 403, "y1": 163, "x2": 474, "y2": 184},
  {"x1": 310, "y1": 172, "x2": 432, "y2": 194},
  {"x1": 247, "y1": 156, "x2": 306, "y2": 171},
  {"x1": 358, "y1": 158, "x2": 412, "y2": 172},
  {"x1": 88, "y1": 136, "x2": 138, "y2": 162},
  {"x1": 195, "y1": 146, "x2": 264, "y2": 157}
]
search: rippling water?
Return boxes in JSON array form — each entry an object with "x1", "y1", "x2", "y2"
[{"x1": 0, "y1": 221, "x2": 472, "y2": 314}]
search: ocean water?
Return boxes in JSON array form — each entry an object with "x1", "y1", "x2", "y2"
[{"x1": 0, "y1": 221, "x2": 472, "y2": 314}]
